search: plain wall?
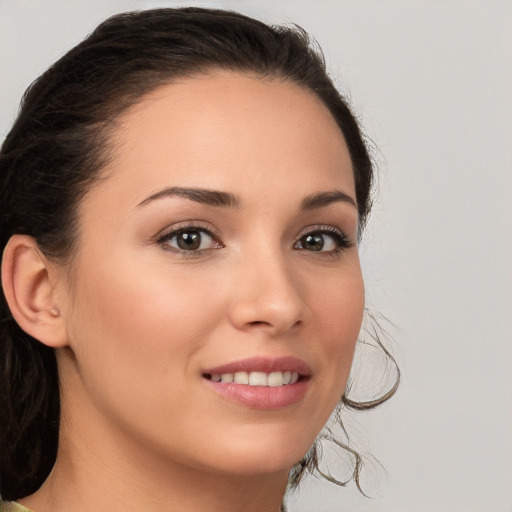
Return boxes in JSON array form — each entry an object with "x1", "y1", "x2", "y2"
[{"x1": 1, "y1": 1, "x2": 511, "y2": 511}]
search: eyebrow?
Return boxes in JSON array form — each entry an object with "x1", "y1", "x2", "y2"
[
  {"x1": 300, "y1": 190, "x2": 358, "y2": 211},
  {"x1": 137, "y1": 186, "x2": 241, "y2": 208},
  {"x1": 137, "y1": 186, "x2": 357, "y2": 212}
]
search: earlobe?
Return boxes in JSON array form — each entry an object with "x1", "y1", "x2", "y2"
[{"x1": 2, "y1": 234, "x2": 68, "y2": 348}]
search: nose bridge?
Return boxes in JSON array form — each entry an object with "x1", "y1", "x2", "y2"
[{"x1": 228, "y1": 241, "x2": 306, "y2": 334}]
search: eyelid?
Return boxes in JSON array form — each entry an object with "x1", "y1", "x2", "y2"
[
  {"x1": 155, "y1": 220, "x2": 220, "y2": 242},
  {"x1": 155, "y1": 221, "x2": 224, "y2": 256},
  {"x1": 296, "y1": 224, "x2": 354, "y2": 243},
  {"x1": 294, "y1": 224, "x2": 355, "y2": 253}
]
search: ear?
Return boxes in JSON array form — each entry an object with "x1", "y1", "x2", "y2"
[{"x1": 2, "y1": 234, "x2": 68, "y2": 348}]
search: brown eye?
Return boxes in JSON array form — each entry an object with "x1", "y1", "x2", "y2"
[
  {"x1": 294, "y1": 228, "x2": 352, "y2": 253},
  {"x1": 175, "y1": 231, "x2": 202, "y2": 250},
  {"x1": 160, "y1": 228, "x2": 220, "y2": 252},
  {"x1": 299, "y1": 233, "x2": 325, "y2": 251}
]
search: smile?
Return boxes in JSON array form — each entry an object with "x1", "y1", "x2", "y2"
[
  {"x1": 202, "y1": 356, "x2": 311, "y2": 409},
  {"x1": 206, "y1": 371, "x2": 300, "y2": 386}
]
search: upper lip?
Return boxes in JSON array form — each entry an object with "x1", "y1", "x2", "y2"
[{"x1": 203, "y1": 356, "x2": 312, "y2": 376}]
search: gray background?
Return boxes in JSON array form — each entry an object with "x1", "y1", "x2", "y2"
[{"x1": 1, "y1": 1, "x2": 511, "y2": 511}]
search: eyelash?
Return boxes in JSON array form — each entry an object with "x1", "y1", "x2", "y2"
[
  {"x1": 293, "y1": 225, "x2": 354, "y2": 257},
  {"x1": 156, "y1": 222, "x2": 222, "y2": 256},
  {"x1": 156, "y1": 223, "x2": 354, "y2": 257}
]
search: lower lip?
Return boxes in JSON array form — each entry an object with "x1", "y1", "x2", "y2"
[{"x1": 204, "y1": 379, "x2": 309, "y2": 410}]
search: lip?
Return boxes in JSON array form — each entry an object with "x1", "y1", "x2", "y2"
[
  {"x1": 203, "y1": 356, "x2": 312, "y2": 376},
  {"x1": 202, "y1": 356, "x2": 311, "y2": 410}
]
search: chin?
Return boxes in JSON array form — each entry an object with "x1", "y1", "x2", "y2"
[{"x1": 193, "y1": 426, "x2": 315, "y2": 477}]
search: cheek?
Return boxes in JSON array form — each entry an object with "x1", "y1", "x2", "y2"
[
  {"x1": 64, "y1": 253, "x2": 227, "y2": 405},
  {"x1": 73, "y1": 249, "x2": 222, "y2": 336},
  {"x1": 311, "y1": 266, "x2": 365, "y2": 393}
]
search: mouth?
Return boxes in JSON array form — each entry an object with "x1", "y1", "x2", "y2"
[
  {"x1": 201, "y1": 357, "x2": 311, "y2": 409},
  {"x1": 203, "y1": 370, "x2": 302, "y2": 387}
]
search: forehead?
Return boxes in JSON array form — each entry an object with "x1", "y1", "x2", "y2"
[{"x1": 95, "y1": 70, "x2": 355, "y2": 208}]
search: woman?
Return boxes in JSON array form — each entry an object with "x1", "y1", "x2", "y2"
[{"x1": 0, "y1": 8, "x2": 397, "y2": 512}]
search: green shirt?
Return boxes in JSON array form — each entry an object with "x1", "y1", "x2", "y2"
[{"x1": 0, "y1": 500, "x2": 33, "y2": 512}]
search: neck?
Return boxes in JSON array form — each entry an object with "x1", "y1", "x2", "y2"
[
  {"x1": 20, "y1": 388, "x2": 290, "y2": 512},
  {"x1": 21, "y1": 437, "x2": 289, "y2": 512},
  {"x1": 23, "y1": 462, "x2": 288, "y2": 512}
]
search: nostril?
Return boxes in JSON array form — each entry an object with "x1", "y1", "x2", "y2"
[
  {"x1": 246, "y1": 319, "x2": 302, "y2": 330},
  {"x1": 249, "y1": 321, "x2": 268, "y2": 326}
]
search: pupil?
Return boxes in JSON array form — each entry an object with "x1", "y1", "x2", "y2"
[
  {"x1": 303, "y1": 234, "x2": 324, "y2": 251},
  {"x1": 177, "y1": 231, "x2": 201, "y2": 250}
]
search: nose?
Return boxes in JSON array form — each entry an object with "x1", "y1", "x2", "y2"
[{"x1": 227, "y1": 251, "x2": 308, "y2": 336}]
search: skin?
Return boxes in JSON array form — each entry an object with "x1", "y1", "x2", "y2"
[{"x1": 19, "y1": 71, "x2": 365, "y2": 512}]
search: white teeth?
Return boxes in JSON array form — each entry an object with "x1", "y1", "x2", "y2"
[
  {"x1": 248, "y1": 371, "x2": 267, "y2": 386},
  {"x1": 211, "y1": 370, "x2": 301, "y2": 387},
  {"x1": 234, "y1": 371, "x2": 249, "y2": 384},
  {"x1": 267, "y1": 371, "x2": 284, "y2": 387}
]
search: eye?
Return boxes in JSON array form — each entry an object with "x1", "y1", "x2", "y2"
[
  {"x1": 158, "y1": 227, "x2": 221, "y2": 253},
  {"x1": 294, "y1": 227, "x2": 353, "y2": 253}
]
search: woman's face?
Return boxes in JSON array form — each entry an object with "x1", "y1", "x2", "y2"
[{"x1": 57, "y1": 71, "x2": 364, "y2": 477}]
